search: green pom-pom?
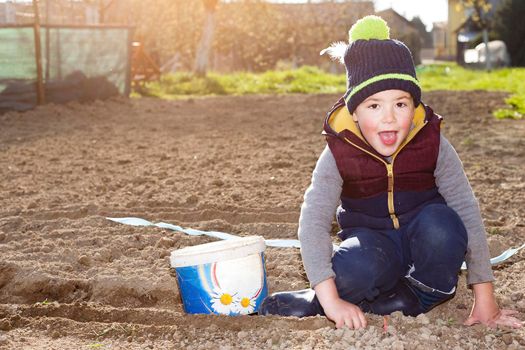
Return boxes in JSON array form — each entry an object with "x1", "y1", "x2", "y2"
[{"x1": 349, "y1": 15, "x2": 390, "y2": 42}]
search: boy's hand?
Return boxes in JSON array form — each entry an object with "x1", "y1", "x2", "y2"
[
  {"x1": 313, "y1": 278, "x2": 367, "y2": 329},
  {"x1": 464, "y1": 282, "x2": 523, "y2": 328},
  {"x1": 322, "y1": 298, "x2": 367, "y2": 329},
  {"x1": 464, "y1": 304, "x2": 523, "y2": 328}
]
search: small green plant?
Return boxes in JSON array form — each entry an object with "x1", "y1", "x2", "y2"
[
  {"x1": 461, "y1": 137, "x2": 474, "y2": 147},
  {"x1": 493, "y1": 94, "x2": 525, "y2": 119},
  {"x1": 488, "y1": 227, "x2": 502, "y2": 235},
  {"x1": 493, "y1": 108, "x2": 524, "y2": 119}
]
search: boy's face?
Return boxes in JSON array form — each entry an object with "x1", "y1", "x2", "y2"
[{"x1": 352, "y1": 89, "x2": 415, "y2": 157}]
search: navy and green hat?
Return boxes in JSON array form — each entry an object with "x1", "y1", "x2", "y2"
[{"x1": 342, "y1": 15, "x2": 421, "y2": 113}]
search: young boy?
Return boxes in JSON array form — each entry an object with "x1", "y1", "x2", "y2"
[{"x1": 259, "y1": 16, "x2": 523, "y2": 330}]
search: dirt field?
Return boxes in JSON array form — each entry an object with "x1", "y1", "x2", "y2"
[{"x1": 0, "y1": 91, "x2": 524, "y2": 349}]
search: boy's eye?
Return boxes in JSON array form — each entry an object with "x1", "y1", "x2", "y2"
[
  {"x1": 368, "y1": 103, "x2": 379, "y2": 109},
  {"x1": 396, "y1": 102, "x2": 407, "y2": 108}
]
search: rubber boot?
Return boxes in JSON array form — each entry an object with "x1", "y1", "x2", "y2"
[
  {"x1": 258, "y1": 289, "x2": 324, "y2": 317},
  {"x1": 358, "y1": 279, "x2": 426, "y2": 317}
]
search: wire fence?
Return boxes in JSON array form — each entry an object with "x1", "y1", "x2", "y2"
[{"x1": 0, "y1": 1, "x2": 132, "y2": 113}]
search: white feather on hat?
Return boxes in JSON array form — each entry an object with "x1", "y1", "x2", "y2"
[{"x1": 319, "y1": 41, "x2": 347, "y2": 64}]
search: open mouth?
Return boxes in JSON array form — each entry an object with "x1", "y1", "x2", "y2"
[{"x1": 379, "y1": 131, "x2": 397, "y2": 146}]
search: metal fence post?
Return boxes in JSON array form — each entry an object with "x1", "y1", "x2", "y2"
[{"x1": 33, "y1": 0, "x2": 46, "y2": 105}]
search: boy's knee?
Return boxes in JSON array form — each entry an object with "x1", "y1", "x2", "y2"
[
  {"x1": 407, "y1": 205, "x2": 468, "y2": 291},
  {"x1": 416, "y1": 204, "x2": 462, "y2": 227},
  {"x1": 410, "y1": 204, "x2": 467, "y2": 252},
  {"x1": 332, "y1": 235, "x2": 400, "y2": 298},
  {"x1": 333, "y1": 243, "x2": 386, "y2": 278}
]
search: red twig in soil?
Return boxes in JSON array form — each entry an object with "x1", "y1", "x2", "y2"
[{"x1": 383, "y1": 316, "x2": 389, "y2": 333}]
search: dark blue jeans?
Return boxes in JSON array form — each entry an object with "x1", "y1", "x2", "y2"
[{"x1": 332, "y1": 203, "x2": 468, "y2": 307}]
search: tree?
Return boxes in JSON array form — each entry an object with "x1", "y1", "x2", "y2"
[
  {"x1": 410, "y1": 16, "x2": 432, "y2": 48},
  {"x1": 194, "y1": 0, "x2": 219, "y2": 76},
  {"x1": 459, "y1": 0, "x2": 492, "y2": 70},
  {"x1": 492, "y1": 0, "x2": 525, "y2": 66}
]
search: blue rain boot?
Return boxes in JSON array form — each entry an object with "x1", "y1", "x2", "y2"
[
  {"x1": 358, "y1": 279, "x2": 455, "y2": 316},
  {"x1": 358, "y1": 279, "x2": 426, "y2": 317},
  {"x1": 258, "y1": 289, "x2": 324, "y2": 317}
]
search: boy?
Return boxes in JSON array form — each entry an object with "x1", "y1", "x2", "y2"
[{"x1": 259, "y1": 16, "x2": 522, "y2": 330}]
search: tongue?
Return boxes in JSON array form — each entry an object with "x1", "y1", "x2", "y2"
[{"x1": 379, "y1": 131, "x2": 397, "y2": 146}]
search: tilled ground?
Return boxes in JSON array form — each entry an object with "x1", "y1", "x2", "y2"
[{"x1": 0, "y1": 91, "x2": 524, "y2": 349}]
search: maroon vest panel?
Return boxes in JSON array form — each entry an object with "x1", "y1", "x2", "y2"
[{"x1": 325, "y1": 105, "x2": 441, "y2": 199}]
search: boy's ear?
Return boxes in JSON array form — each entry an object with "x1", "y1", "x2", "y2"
[{"x1": 351, "y1": 112, "x2": 359, "y2": 123}]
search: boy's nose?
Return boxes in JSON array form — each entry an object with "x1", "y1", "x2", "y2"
[{"x1": 381, "y1": 108, "x2": 395, "y2": 123}]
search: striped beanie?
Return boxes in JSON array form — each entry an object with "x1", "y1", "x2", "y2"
[{"x1": 340, "y1": 16, "x2": 421, "y2": 113}]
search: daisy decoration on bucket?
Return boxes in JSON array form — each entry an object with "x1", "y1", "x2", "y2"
[
  {"x1": 210, "y1": 287, "x2": 237, "y2": 315},
  {"x1": 233, "y1": 295, "x2": 256, "y2": 315}
]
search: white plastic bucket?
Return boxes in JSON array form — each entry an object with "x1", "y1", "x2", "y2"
[{"x1": 170, "y1": 236, "x2": 267, "y2": 315}]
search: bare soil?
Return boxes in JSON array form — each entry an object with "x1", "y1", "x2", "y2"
[{"x1": 0, "y1": 91, "x2": 524, "y2": 349}]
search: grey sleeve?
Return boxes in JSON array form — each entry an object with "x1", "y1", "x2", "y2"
[
  {"x1": 435, "y1": 135, "x2": 494, "y2": 285},
  {"x1": 298, "y1": 145, "x2": 343, "y2": 288}
]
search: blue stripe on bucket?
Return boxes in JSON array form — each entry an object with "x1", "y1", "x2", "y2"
[{"x1": 106, "y1": 217, "x2": 525, "y2": 270}]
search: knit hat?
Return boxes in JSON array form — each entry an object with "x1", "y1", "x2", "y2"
[{"x1": 322, "y1": 15, "x2": 421, "y2": 113}]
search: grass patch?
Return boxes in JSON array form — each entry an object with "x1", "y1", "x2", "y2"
[
  {"x1": 417, "y1": 64, "x2": 525, "y2": 119},
  {"x1": 141, "y1": 63, "x2": 525, "y2": 119},
  {"x1": 141, "y1": 66, "x2": 345, "y2": 98}
]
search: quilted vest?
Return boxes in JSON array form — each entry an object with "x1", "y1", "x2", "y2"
[{"x1": 323, "y1": 97, "x2": 445, "y2": 230}]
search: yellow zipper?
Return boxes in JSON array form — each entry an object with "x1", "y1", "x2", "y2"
[{"x1": 386, "y1": 163, "x2": 400, "y2": 228}]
